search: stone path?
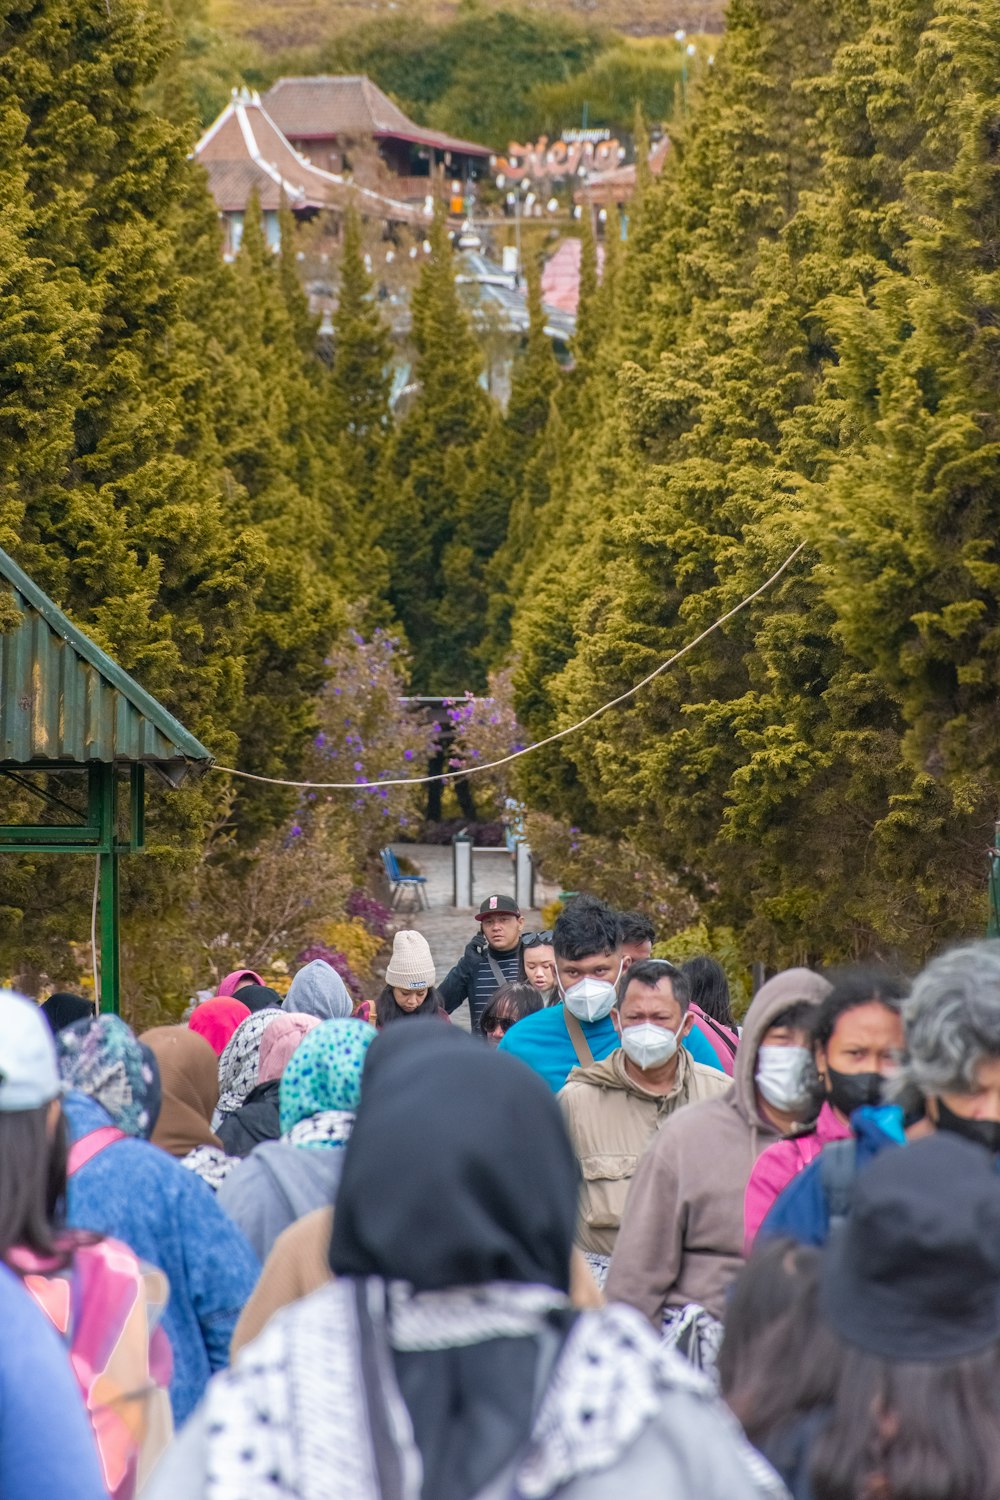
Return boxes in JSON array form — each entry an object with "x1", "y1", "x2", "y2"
[{"x1": 389, "y1": 843, "x2": 557, "y2": 1031}]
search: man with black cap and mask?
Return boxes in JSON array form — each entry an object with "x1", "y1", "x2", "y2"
[{"x1": 438, "y1": 894, "x2": 525, "y2": 1033}]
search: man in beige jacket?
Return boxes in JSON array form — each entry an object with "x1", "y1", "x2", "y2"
[
  {"x1": 604, "y1": 967, "x2": 830, "y2": 1363},
  {"x1": 559, "y1": 958, "x2": 729, "y2": 1285}
]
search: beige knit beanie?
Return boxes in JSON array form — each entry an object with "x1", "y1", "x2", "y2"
[{"x1": 385, "y1": 930, "x2": 436, "y2": 990}]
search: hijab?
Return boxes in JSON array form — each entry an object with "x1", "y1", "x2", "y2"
[
  {"x1": 331, "y1": 1023, "x2": 578, "y2": 1290},
  {"x1": 40, "y1": 993, "x2": 95, "y2": 1034},
  {"x1": 214, "y1": 1010, "x2": 284, "y2": 1126},
  {"x1": 330, "y1": 1025, "x2": 580, "y2": 1500},
  {"x1": 232, "y1": 984, "x2": 283, "y2": 1015},
  {"x1": 278, "y1": 1019, "x2": 376, "y2": 1139},
  {"x1": 217, "y1": 969, "x2": 264, "y2": 998},
  {"x1": 141, "y1": 1026, "x2": 224, "y2": 1157},
  {"x1": 284, "y1": 960, "x2": 353, "y2": 1021},
  {"x1": 189, "y1": 998, "x2": 251, "y2": 1056},
  {"x1": 56, "y1": 1015, "x2": 161, "y2": 1139},
  {"x1": 257, "y1": 1013, "x2": 320, "y2": 1085}
]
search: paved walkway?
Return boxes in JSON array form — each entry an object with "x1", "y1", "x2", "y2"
[{"x1": 390, "y1": 843, "x2": 557, "y2": 1031}]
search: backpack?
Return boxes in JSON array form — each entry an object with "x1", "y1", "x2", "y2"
[{"x1": 13, "y1": 1126, "x2": 174, "y2": 1498}]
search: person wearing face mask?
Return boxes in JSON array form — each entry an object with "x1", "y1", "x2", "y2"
[
  {"x1": 763, "y1": 941, "x2": 1000, "y2": 1247},
  {"x1": 559, "y1": 960, "x2": 730, "y2": 1287},
  {"x1": 500, "y1": 896, "x2": 726, "y2": 1093},
  {"x1": 744, "y1": 968, "x2": 906, "y2": 1250},
  {"x1": 605, "y1": 968, "x2": 830, "y2": 1369}
]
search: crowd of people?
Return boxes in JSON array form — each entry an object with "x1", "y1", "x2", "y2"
[{"x1": 4, "y1": 890, "x2": 1000, "y2": 1498}]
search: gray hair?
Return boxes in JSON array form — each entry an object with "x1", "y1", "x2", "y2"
[{"x1": 894, "y1": 941, "x2": 1000, "y2": 1104}]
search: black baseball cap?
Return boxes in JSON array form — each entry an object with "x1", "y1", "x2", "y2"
[
  {"x1": 475, "y1": 895, "x2": 521, "y2": 920},
  {"x1": 821, "y1": 1132, "x2": 1000, "y2": 1361}
]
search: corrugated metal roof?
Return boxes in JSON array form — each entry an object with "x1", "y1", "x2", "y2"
[{"x1": 0, "y1": 548, "x2": 213, "y2": 785}]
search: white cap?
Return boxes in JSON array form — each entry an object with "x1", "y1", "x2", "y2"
[
  {"x1": 0, "y1": 991, "x2": 62, "y2": 1111},
  {"x1": 385, "y1": 930, "x2": 436, "y2": 991}
]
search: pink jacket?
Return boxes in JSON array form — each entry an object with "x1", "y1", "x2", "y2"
[{"x1": 743, "y1": 1101, "x2": 851, "y2": 1251}]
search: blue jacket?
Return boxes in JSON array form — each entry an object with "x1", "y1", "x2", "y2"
[
  {"x1": 498, "y1": 1004, "x2": 726, "y2": 1092},
  {"x1": 0, "y1": 1260, "x2": 108, "y2": 1500},
  {"x1": 759, "y1": 1105, "x2": 907, "y2": 1246},
  {"x1": 63, "y1": 1089, "x2": 261, "y2": 1424}
]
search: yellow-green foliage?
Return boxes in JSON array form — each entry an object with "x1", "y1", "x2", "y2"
[{"x1": 318, "y1": 920, "x2": 385, "y2": 981}]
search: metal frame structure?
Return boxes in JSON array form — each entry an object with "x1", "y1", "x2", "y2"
[{"x1": 0, "y1": 549, "x2": 213, "y2": 1013}]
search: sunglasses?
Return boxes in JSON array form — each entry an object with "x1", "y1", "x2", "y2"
[
  {"x1": 522, "y1": 931, "x2": 554, "y2": 948},
  {"x1": 484, "y1": 1013, "x2": 517, "y2": 1034}
]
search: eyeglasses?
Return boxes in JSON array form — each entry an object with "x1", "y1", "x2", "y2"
[{"x1": 522, "y1": 931, "x2": 554, "y2": 948}]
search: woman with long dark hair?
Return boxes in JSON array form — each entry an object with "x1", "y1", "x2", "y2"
[{"x1": 0, "y1": 991, "x2": 172, "y2": 1498}]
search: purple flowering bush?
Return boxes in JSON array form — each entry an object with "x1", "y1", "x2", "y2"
[
  {"x1": 304, "y1": 624, "x2": 439, "y2": 873},
  {"x1": 440, "y1": 668, "x2": 525, "y2": 816}
]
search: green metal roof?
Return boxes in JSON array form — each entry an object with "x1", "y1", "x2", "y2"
[{"x1": 0, "y1": 547, "x2": 214, "y2": 786}]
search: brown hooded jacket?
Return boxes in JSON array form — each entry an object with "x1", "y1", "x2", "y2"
[{"x1": 604, "y1": 968, "x2": 831, "y2": 1324}]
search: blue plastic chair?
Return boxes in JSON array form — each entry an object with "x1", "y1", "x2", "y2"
[{"x1": 380, "y1": 847, "x2": 429, "y2": 910}]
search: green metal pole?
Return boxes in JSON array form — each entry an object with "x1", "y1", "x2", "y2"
[
  {"x1": 98, "y1": 765, "x2": 120, "y2": 1015},
  {"x1": 988, "y1": 820, "x2": 1000, "y2": 939}
]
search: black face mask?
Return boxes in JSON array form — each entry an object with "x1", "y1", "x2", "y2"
[
  {"x1": 936, "y1": 1097, "x2": 1000, "y2": 1156},
  {"x1": 826, "y1": 1066, "x2": 885, "y2": 1117}
]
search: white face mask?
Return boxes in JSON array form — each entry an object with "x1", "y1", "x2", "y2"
[
  {"x1": 561, "y1": 962, "x2": 623, "y2": 1024},
  {"x1": 619, "y1": 1020, "x2": 683, "y2": 1072},
  {"x1": 755, "y1": 1045, "x2": 813, "y2": 1113}
]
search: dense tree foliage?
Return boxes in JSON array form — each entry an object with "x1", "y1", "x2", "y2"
[{"x1": 503, "y1": 0, "x2": 1000, "y2": 966}]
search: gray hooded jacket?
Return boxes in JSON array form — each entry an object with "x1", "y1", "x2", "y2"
[{"x1": 284, "y1": 960, "x2": 353, "y2": 1021}]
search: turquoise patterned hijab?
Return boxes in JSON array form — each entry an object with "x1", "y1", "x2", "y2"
[{"x1": 279, "y1": 1019, "x2": 376, "y2": 1138}]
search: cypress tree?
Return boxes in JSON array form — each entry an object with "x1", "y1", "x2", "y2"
[
  {"x1": 329, "y1": 207, "x2": 393, "y2": 514},
  {"x1": 377, "y1": 204, "x2": 491, "y2": 692}
]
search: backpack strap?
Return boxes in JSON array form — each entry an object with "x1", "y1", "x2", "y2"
[
  {"x1": 819, "y1": 1139, "x2": 857, "y2": 1228},
  {"x1": 690, "y1": 1004, "x2": 739, "y2": 1058},
  {"x1": 68, "y1": 1125, "x2": 126, "y2": 1177},
  {"x1": 563, "y1": 1010, "x2": 595, "y2": 1070}
]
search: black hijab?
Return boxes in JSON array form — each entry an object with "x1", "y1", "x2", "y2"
[
  {"x1": 41, "y1": 993, "x2": 96, "y2": 1034},
  {"x1": 331, "y1": 1022, "x2": 578, "y2": 1290},
  {"x1": 330, "y1": 1024, "x2": 580, "y2": 1500},
  {"x1": 233, "y1": 984, "x2": 284, "y2": 1014}
]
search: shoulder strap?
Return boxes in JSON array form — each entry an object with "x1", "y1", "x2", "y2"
[
  {"x1": 819, "y1": 1139, "x2": 856, "y2": 1226},
  {"x1": 563, "y1": 1009, "x2": 595, "y2": 1069},
  {"x1": 690, "y1": 1004, "x2": 739, "y2": 1057},
  {"x1": 68, "y1": 1125, "x2": 126, "y2": 1177},
  {"x1": 486, "y1": 950, "x2": 509, "y2": 987}
]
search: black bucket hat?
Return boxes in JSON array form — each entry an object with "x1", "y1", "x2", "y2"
[{"x1": 821, "y1": 1132, "x2": 1000, "y2": 1361}]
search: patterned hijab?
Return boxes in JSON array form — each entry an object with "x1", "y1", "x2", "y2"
[
  {"x1": 279, "y1": 1019, "x2": 376, "y2": 1139},
  {"x1": 214, "y1": 1010, "x2": 285, "y2": 1125},
  {"x1": 56, "y1": 1015, "x2": 161, "y2": 1139}
]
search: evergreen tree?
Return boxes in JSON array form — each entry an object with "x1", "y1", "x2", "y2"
[
  {"x1": 329, "y1": 207, "x2": 393, "y2": 513},
  {"x1": 378, "y1": 204, "x2": 491, "y2": 691}
]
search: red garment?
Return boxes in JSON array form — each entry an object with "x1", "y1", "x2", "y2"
[
  {"x1": 743, "y1": 1100, "x2": 852, "y2": 1251},
  {"x1": 189, "y1": 998, "x2": 251, "y2": 1057}
]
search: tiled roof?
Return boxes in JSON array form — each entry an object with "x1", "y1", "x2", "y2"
[
  {"x1": 193, "y1": 91, "x2": 428, "y2": 223},
  {"x1": 263, "y1": 75, "x2": 492, "y2": 159}
]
